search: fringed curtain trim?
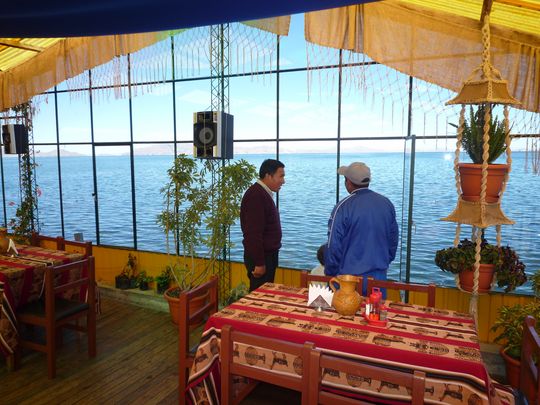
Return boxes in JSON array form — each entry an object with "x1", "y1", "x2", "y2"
[{"x1": 304, "y1": 0, "x2": 540, "y2": 114}]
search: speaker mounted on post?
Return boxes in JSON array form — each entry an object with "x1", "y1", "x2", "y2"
[
  {"x1": 2, "y1": 124, "x2": 29, "y2": 155},
  {"x1": 193, "y1": 111, "x2": 233, "y2": 159}
]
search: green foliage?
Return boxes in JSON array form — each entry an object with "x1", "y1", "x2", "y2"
[
  {"x1": 225, "y1": 281, "x2": 249, "y2": 306},
  {"x1": 461, "y1": 104, "x2": 507, "y2": 164},
  {"x1": 155, "y1": 266, "x2": 172, "y2": 292},
  {"x1": 435, "y1": 238, "x2": 526, "y2": 293},
  {"x1": 156, "y1": 154, "x2": 257, "y2": 292},
  {"x1": 491, "y1": 299, "x2": 540, "y2": 360},
  {"x1": 8, "y1": 102, "x2": 39, "y2": 243},
  {"x1": 531, "y1": 270, "x2": 540, "y2": 299},
  {"x1": 135, "y1": 270, "x2": 154, "y2": 287}
]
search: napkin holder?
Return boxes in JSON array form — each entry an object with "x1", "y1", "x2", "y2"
[{"x1": 307, "y1": 284, "x2": 333, "y2": 311}]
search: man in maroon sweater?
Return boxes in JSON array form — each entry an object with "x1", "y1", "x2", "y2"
[{"x1": 240, "y1": 159, "x2": 285, "y2": 291}]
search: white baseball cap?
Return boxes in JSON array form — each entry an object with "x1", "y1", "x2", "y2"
[{"x1": 337, "y1": 162, "x2": 371, "y2": 185}]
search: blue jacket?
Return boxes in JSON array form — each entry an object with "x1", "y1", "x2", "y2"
[{"x1": 325, "y1": 188, "x2": 398, "y2": 277}]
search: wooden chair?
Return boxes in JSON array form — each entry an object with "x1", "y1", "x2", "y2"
[
  {"x1": 61, "y1": 238, "x2": 93, "y2": 258},
  {"x1": 220, "y1": 324, "x2": 314, "y2": 405},
  {"x1": 179, "y1": 276, "x2": 219, "y2": 405},
  {"x1": 520, "y1": 315, "x2": 540, "y2": 405},
  {"x1": 16, "y1": 256, "x2": 96, "y2": 379},
  {"x1": 366, "y1": 278, "x2": 436, "y2": 307},
  {"x1": 309, "y1": 348, "x2": 426, "y2": 405},
  {"x1": 31, "y1": 232, "x2": 93, "y2": 258},
  {"x1": 31, "y1": 232, "x2": 64, "y2": 250},
  {"x1": 300, "y1": 271, "x2": 363, "y2": 295}
]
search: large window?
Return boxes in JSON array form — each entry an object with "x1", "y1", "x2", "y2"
[{"x1": 3, "y1": 20, "x2": 538, "y2": 295}]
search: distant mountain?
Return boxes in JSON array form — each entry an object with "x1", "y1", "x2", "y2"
[{"x1": 37, "y1": 149, "x2": 85, "y2": 157}]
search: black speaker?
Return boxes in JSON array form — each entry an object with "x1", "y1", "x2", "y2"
[
  {"x1": 2, "y1": 124, "x2": 28, "y2": 155},
  {"x1": 193, "y1": 111, "x2": 233, "y2": 159}
]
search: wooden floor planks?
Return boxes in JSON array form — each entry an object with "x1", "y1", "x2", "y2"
[{"x1": 0, "y1": 296, "x2": 179, "y2": 405}]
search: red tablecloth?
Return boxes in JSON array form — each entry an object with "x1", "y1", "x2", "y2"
[
  {"x1": 185, "y1": 283, "x2": 515, "y2": 405},
  {"x1": 0, "y1": 244, "x2": 84, "y2": 357}
]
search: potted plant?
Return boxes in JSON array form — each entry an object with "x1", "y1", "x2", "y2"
[
  {"x1": 156, "y1": 154, "x2": 256, "y2": 323},
  {"x1": 491, "y1": 269, "x2": 540, "y2": 389},
  {"x1": 135, "y1": 270, "x2": 154, "y2": 291},
  {"x1": 155, "y1": 266, "x2": 172, "y2": 295},
  {"x1": 225, "y1": 281, "x2": 249, "y2": 306},
  {"x1": 435, "y1": 238, "x2": 527, "y2": 293},
  {"x1": 115, "y1": 253, "x2": 137, "y2": 290},
  {"x1": 455, "y1": 104, "x2": 509, "y2": 203}
]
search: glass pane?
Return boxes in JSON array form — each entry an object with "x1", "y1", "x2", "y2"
[
  {"x1": 32, "y1": 97, "x2": 58, "y2": 144},
  {"x1": 279, "y1": 14, "x2": 307, "y2": 70},
  {"x1": 135, "y1": 151, "x2": 174, "y2": 252},
  {"x1": 339, "y1": 140, "x2": 407, "y2": 279},
  {"x1": 92, "y1": 97, "x2": 130, "y2": 143},
  {"x1": 132, "y1": 82, "x2": 174, "y2": 143},
  {"x1": 229, "y1": 75, "x2": 276, "y2": 142},
  {"x1": 95, "y1": 146, "x2": 133, "y2": 246},
  {"x1": 279, "y1": 70, "x2": 338, "y2": 141},
  {"x1": 35, "y1": 155, "x2": 62, "y2": 236},
  {"x1": 278, "y1": 142, "x2": 338, "y2": 270},
  {"x1": 1, "y1": 155, "x2": 21, "y2": 228},
  {"x1": 60, "y1": 146, "x2": 96, "y2": 243},
  {"x1": 57, "y1": 90, "x2": 92, "y2": 143},
  {"x1": 174, "y1": 80, "x2": 212, "y2": 143},
  {"x1": 230, "y1": 146, "x2": 277, "y2": 263}
]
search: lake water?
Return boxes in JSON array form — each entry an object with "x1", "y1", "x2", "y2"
[{"x1": 2, "y1": 151, "x2": 539, "y2": 293}]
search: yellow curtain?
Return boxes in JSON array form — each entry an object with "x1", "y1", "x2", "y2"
[
  {"x1": 305, "y1": 0, "x2": 540, "y2": 113},
  {"x1": 0, "y1": 32, "x2": 173, "y2": 111},
  {"x1": 243, "y1": 16, "x2": 291, "y2": 36}
]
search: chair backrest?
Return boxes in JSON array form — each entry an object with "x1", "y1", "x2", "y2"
[
  {"x1": 18, "y1": 256, "x2": 96, "y2": 378},
  {"x1": 45, "y1": 256, "x2": 95, "y2": 312},
  {"x1": 62, "y1": 238, "x2": 93, "y2": 258},
  {"x1": 220, "y1": 324, "x2": 314, "y2": 405},
  {"x1": 309, "y1": 348, "x2": 425, "y2": 405},
  {"x1": 31, "y1": 232, "x2": 93, "y2": 258},
  {"x1": 31, "y1": 232, "x2": 64, "y2": 250},
  {"x1": 300, "y1": 271, "x2": 364, "y2": 295},
  {"x1": 178, "y1": 276, "x2": 219, "y2": 404},
  {"x1": 520, "y1": 315, "x2": 540, "y2": 405},
  {"x1": 366, "y1": 278, "x2": 436, "y2": 308}
]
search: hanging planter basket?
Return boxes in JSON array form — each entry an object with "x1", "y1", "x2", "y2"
[{"x1": 458, "y1": 264, "x2": 495, "y2": 294}]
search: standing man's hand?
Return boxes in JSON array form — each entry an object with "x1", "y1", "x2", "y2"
[{"x1": 252, "y1": 265, "x2": 266, "y2": 278}]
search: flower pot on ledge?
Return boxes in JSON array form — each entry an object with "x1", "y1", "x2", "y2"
[{"x1": 164, "y1": 287, "x2": 209, "y2": 328}]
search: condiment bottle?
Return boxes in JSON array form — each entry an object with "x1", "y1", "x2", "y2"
[{"x1": 369, "y1": 288, "x2": 381, "y2": 320}]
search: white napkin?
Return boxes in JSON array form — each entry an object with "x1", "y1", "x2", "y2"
[
  {"x1": 8, "y1": 238, "x2": 18, "y2": 255},
  {"x1": 307, "y1": 283, "x2": 333, "y2": 308}
]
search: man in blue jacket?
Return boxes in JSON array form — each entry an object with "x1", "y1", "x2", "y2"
[{"x1": 325, "y1": 162, "x2": 398, "y2": 296}]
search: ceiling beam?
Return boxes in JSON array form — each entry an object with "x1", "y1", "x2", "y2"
[{"x1": 0, "y1": 39, "x2": 43, "y2": 52}]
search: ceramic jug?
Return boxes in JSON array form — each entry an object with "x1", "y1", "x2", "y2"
[
  {"x1": 329, "y1": 274, "x2": 361, "y2": 316},
  {"x1": 0, "y1": 227, "x2": 9, "y2": 254}
]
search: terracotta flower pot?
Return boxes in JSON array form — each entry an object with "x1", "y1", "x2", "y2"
[
  {"x1": 458, "y1": 264, "x2": 495, "y2": 293},
  {"x1": 500, "y1": 347, "x2": 520, "y2": 389},
  {"x1": 164, "y1": 287, "x2": 209, "y2": 328},
  {"x1": 458, "y1": 163, "x2": 508, "y2": 203}
]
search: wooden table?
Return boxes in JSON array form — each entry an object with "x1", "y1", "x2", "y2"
[
  {"x1": 0, "y1": 244, "x2": 84, "y2": 358},
  {"x1": 185, "y1": 283, "x2": 515, "y2": 405}
]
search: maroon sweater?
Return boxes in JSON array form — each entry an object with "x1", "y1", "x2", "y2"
[{"x1": 240, "y1": 182, "x2": 282, "y2": 265}]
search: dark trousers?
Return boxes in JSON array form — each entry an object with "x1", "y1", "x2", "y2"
[{"x1": 244, "y1": 251, "x2": 279, "y2": 292}]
